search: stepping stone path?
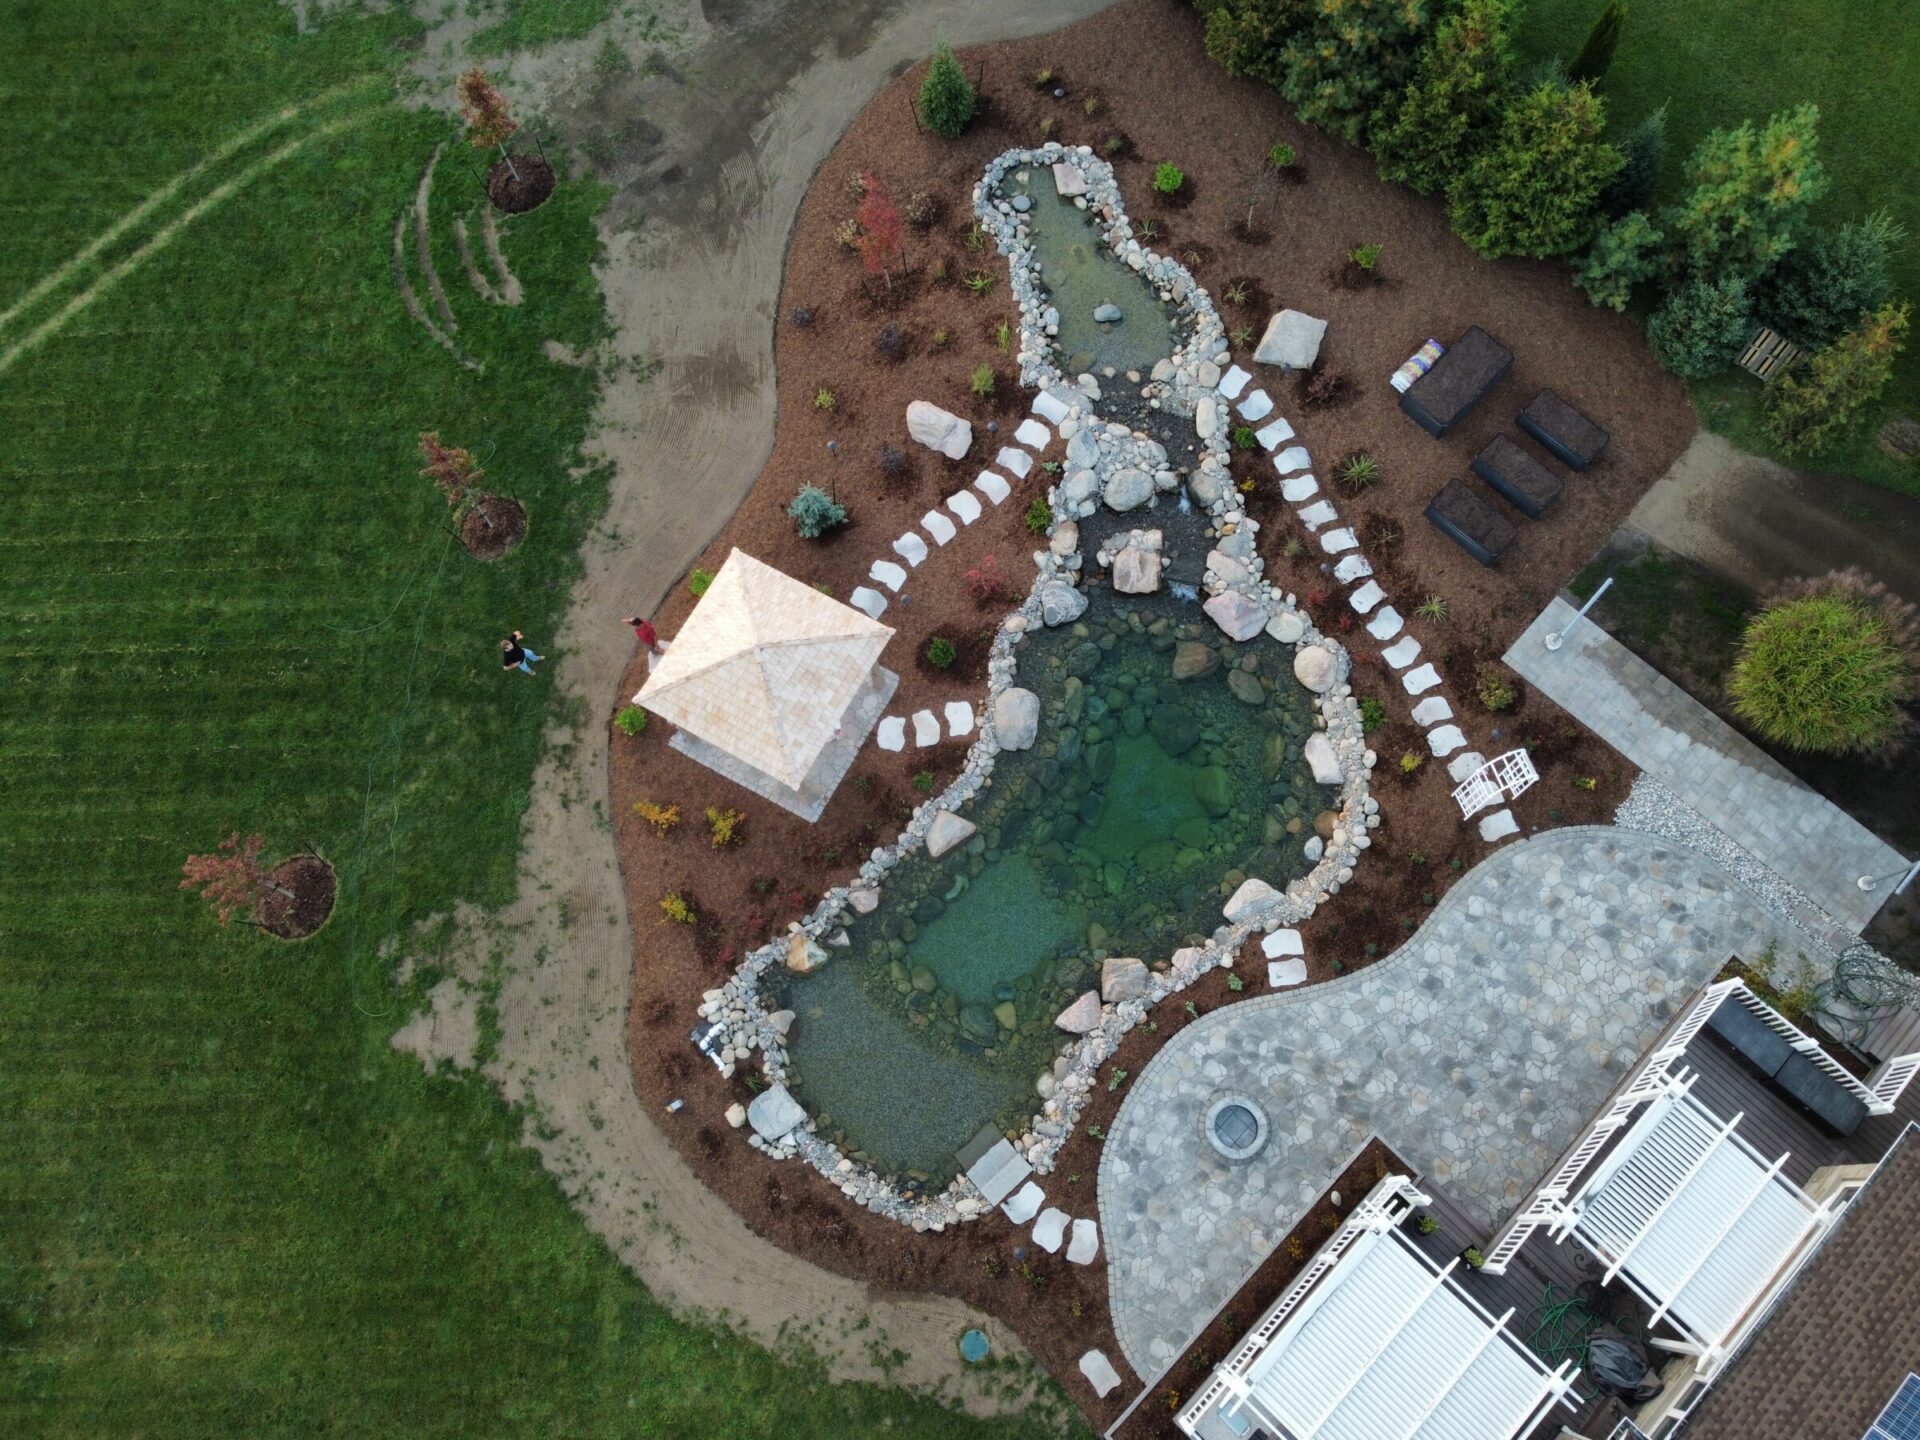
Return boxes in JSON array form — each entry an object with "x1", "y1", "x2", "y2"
[
  {"x1": 911, "y1": 711, "x2": 940, "y2": 747},
  {"x1": 1349, "y1": 580, "x2": 1385, "y2": 614},
  {"x1": 848, "y1": 586, "x2": 886, "y2": 619},
  {"x1": 1256, "y1": 417, "x2": 1295, "y2": 449},
  {"x1": 1295, "y1": 500, "x2": 1339, "y2": 532},
  {"x1": 947, "y1": 490, "x2": 982, "y2": 525},
  {"x1": 1448, "y1": 751, "x2": 1487, "y2": 783},
  {"x1": 1267, "y1": 957, "x2": 1307, "y2": 987},
  {"x1": 1033, "y1": 390, "x2": 1071, "y2": 424},
  {"x1": 893, "y1": 532, "x2": 928, "y2": 567},
  {"x1": 875, "y1": 717, "x2": 905, "y2": 752},
  {"x1": 1319, "y1": 527, "x2": 1358, "y2": 554},
  {"x1": 1080, "y1": 1350, "x2": 1122, "y2": 1399},
  {"x1": 943, "y1": 700, "x2": 975, "y2": 737},
  {"x1": 1426, "y1": 724, "x2": 1466, "y2": 756},
  {"x1": 921, "y1": 509, "x2": 957, "y2": 546},
  {"x1": 974, "y1": 470, "x2": 1011, "y2": 506},
  {"x1": 1366, "y1": 607, "x2": 1403, "y2": 641},
  {"x1": 1238, "y1": 389, "x2": 1273, "y2": 422},
  {"x1": 869, "y1": 559, "x2": 906, "y2": 592},
  {"x1": 1411, "y1": 696, "x2": 1453, "y2": 726},
  {"x1": 1015, "y1": 418, "x2": 1051, "y2": 449},
  {"x1": 1002, "y1": 1181, "x2": 1044, "y2": 1224},
  {"x1": 1380, "y1": 636, "x2": 1421, "y2": 669},
  {"x1": 1067, "y1": 1219, "x2": 1100, "y2": 1266},
  {"x1": 1273, "y1": 445, "x2": 1312, "y2": 473},
  {"x1": 1402, "y1": 663, "x2": 1441, "y2": 694},
  {"x1": 996, "y1": 446, "x2": 1033, "y2": 478},
  {"x1": 1280, "y1": 474, "x2": 1319, "y2": 503},
  {"x1": 1478, "y1": 809, "x2": 1519, "y2": 841},
  {"x1": 1032, "y1": 1208, "x2": 1069, "y2": 1254},
  {"x1": 1218, "y1": 364, "x2": 1251, "y2": 399},
  {"x1": 1333, "y1": 554, "x2": 1372, "y2": 583},
  {"x1": 1260, "y1": 928, "x2": 1302, "y2": 958}
]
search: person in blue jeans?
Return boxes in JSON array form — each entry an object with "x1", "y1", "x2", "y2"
[{"x1": 501, "y1": 630, "x2": 541, "y2": 675}]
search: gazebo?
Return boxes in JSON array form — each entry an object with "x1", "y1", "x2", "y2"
[{"x1": 635, "y1": 548, "x2": 896, "y2": 822}]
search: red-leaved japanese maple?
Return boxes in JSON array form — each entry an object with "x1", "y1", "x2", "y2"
[
  {"x1": 853, "y1": 172, "x2": 906, "y2": 293},
  {"x1": 180, "y1": 832, "x2": 290, "y2": 927}
]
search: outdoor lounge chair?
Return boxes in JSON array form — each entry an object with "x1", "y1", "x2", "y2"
[
  {"x1": 1470, "y1": 434, "x2": 1564, "y2": 518},
  {"x1": 1424, "y1": 478, "x2": 1516, "y2": 566},
  {"x1": 1399, "y1": 325, "x2": 1514, "y2": 437},
  {"x1": 1517, "y1": 389, "x2": 1609, "y2": 470},
  {"x1": 1707, "y1": 1002, "x2": 1868, "y2": 1136}
]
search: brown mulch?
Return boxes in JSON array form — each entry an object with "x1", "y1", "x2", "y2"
[
  {"x1": 259, "y1": 856, "x2": 336, "y2": 940},
  {"x1": 607, "y1": 0, "x2": 1691, "y2": 1423},
  {"x1": 460, "y1": 494, "x2": 527, "y2": 559},
  {"x1": 486, "y1": 153, "x2": 555, "y2": 213}
]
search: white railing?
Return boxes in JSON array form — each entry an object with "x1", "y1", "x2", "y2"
[
  {"x1": 1872, "y1": 1053, "x2": 1920, "y2": 1107},
  {"x1": 1717, "y1": 981, "x2": 1892, "y2": 1115}
]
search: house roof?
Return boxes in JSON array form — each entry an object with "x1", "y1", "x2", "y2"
[
  {"x1": 636, "y1": 549, "x2": 893, "y2": 788},
  {"x1": 1680, "y1": 1127, "x2": 1920, "y2": 1440}
]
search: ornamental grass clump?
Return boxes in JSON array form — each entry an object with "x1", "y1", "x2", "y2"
[{"x1": 1728, "y1": 569, "x2": 1919, "y2": 758}]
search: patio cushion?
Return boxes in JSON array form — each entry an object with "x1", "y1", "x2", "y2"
[
  {"x1": 1707, "y1": 1000, "x2": 1795, "y2": 1078},
  {"x1": 1518, "y1": 389, "x2": 1609, "y2": 470},
  {"x1": 1470, "y1": 434, "x2": 1564, "y2": 519},
  {"x1": 1424, "y1": 478, "x2": 1516, "y2": 566},
  {"x1": 1774, "y1": 1053, "x2": 1868, "y2": 1136}
]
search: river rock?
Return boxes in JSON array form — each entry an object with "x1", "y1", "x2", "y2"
[
  {"x1": 1049, "y1": 521, "x2": 1080, "y2": 557},
  {"x1": 1304, "y1": 732, "x2": 1344, "y2": 784},
  {"x1": 926, "y1": 810, "x2": 979, "y2": 859},
  {"x1": 1193, "y1": 765, "x2": 1233, "y2": 817},
  {"x1": 1101, "y1": 956, "x2": 1149, "y2": 1003},
  {"x1": 1195, "y1": 396, "x2": 1218, "y2": 440},
  {"x1": 1303, "y1": 835, "x2": 1325, "y2": 863},
  {"x1": 1227, "y1": 669, "x2": 1265, "y2": 705},
  {"x1": 993, "y1": 687, "x2": 1041, "y2": 750},
  {"x1": 1223, "y1": 877, "x2": 1281, "y2": 924},
  {"x1": 769, "y1": 1009, "x2": 796, "y2": 1036},
  {"x1": 1266, "y1": 610, "x2": 1306, "y2": 644},
  {"x1": 1293, "y1": 645, "x2": 1337, "y2": 693},
  {"x1": 1103, "y1": 467, "x2": 1154, "y2": 511},
  {"x1": 994, "y1": 1000, "x2": 1019, "y2": 1031},
  {"x1": 1170, "y1": 642, "x2": 1218, "y2": 681},
  {"x1": 848, "y1": 887, "x2": 880, "y2": 914},
  {"x1": 746, "y1": 1083, "x2": 807, "y2": 1142},
  {"x1": 1112, "y1": 544, "x2": 1162, "y2": 594},
  {"x1": 1204, "y1": 590, "x2": 1268, "y2": 641},
  {"x1": 1055, "y1": 990, "x2": 1103, "y2": 1034},
  {"x1": 1052, "y1": 161, "x2": 1088, "y2": 198},
  {"x1": 1062, "y1": 469, "x2": 1099, "y2": 507},
  {"x1": 1040, "y1": 580, "x2": 1088, "y2": 626},
  {"x1": 906, "y1": 400, "x2": 972, "y2": 459},
  {"x1": 1149, "y1": 703, "x2": 1201, "y2": 755},
  {"x1": 785, "y1": 932, "x2": 828, "y2": 974},
  {"x1": 1253, "y1": 309, "x2": 1328, "y2": 371},
  {"x1": 1093, "y1": 302, "x2": 1122, "y2": 324},
  {"x1": 959, "y1": 1003, "x2": 998, "y2": 1043},
  {"x1": 725, "y1": 1102, "x2": 747, "y2": 1129}
]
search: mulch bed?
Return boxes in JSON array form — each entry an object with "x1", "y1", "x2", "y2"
[
  {"x1": 260, "y1": 855, "x2": 336, "y2": 940},
  {"x1": 606, "y1": 0, "x2": 1691, "y2": 1423},
  {"x1": 486, "y1": 154, "x2": 555, "y2": 213},
  {"x1": 460, "y1": 494, "x2": 527, "y2": 559}
]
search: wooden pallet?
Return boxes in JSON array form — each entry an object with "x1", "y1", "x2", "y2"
[{"x1": 1740, "y1": 326, "x2": 1805, "y2": 380}]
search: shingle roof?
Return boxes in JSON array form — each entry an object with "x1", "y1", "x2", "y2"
[
  {"x1": 636, "y1": 549, "x2": 893, "y2": 788},
  {"x1": 1681, "y1": 1126, "x2": 1920, "y2": 1440}
]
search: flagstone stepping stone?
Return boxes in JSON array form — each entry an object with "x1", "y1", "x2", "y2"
[
  {"x1": 1366, "y1": 606, "x2": 1404, "y2": 641},
  {"x1": 1280, "y1": 473, "x2": 1319, "y2": 503},
  {"x1": 1219, "y1": 364, "x2": 1251, "y2": 399},
  {"x1": 893, "y1": 531, "x2": 929, "y2": 567},
  {"x1": 1296, "y1": 499, "x2": 1339, "y2": 531},
  {"x1": 1478, "y1": 808, "x2": 1520, "y2": 841},
  {"x1": 876, "y1": 716, "x2": 906, "y2": 752},
  {"x1": 1349, "y1": 580, "x2": 1385, "y2": 614},
  {"x1": 1411, "y1": 696, "x2": 1454, "y2": 726},
  {"x1": 1256, "y1": 417, "x2": 1295, "y2": 448},
  {"x1": 869, "y1": 559, "x2": 907, "y2": 592},
  {"x1": 1067, "y1": 1219, "x2": 1100, "y2": 1265},
  {"x1": 1427, "y1": 723, "x2": 1466, "y2": 757},
  {"x1": 848, "y1": 586, "x2": 887, "y2": 619},
  {"x1": 1333, "y1": 553, "x2": 1373, "y2": 583},
  {"x1": 1381, "y1": 635, "x2": 1422, "y2": 669},
  {"x1": 1015, "y1": 418, "x2": 1052, "y2": 449},
  {"x1": 947, "y1": 490, "x2": 983, "y2": 525},
  {"x1": 974, "y1": 470, "x2": 1011, "y2": 505},
  {"x1": 997, "y1": 446, "x2": 1034, "y2": 478},
  {"x1": 944, "y1": 700, "x2": 975, "y2": 737},
  {"x1": 1032, "y1": 1208, "x2": 1069, "y2": 1254},
  {"x1": 911, "y1": 710, "x2": 940, "y2": 747},
  {"x1": 1402, "y1": 662, "x2": 1442, "y2": 694},
  {"x1": 1267, "y1": 957, "x2": 1308, "y2": 988},
  {"x1": 1238, "y1": 389, "x2": 1273, "y2": 422},
  {"x1": 1320, "y1": 527, "x2": 1358, "y2": 554},
  {"x1": 1033, "y1": 390, "x2": 1071, "y2": 424},
  {"x1": 1002, "y1": 1181, "x2": 1045, "y2": 1224},
  {"x1": 1273, "y1": 445, "x2": 1312, "y2": 473},
  {"x1": 921, "y1": 509, "x2": 958, "y2": 546},
  {"x1": 1260, "y1": 928, "x2": 1303, "y2": 958},
  {"x1": 1448, "y1": 750, "x2": 1487, "y2": 783},
  {"x1": 1080, "y1": 1350, "x2": 1122, "y2": 1398}
]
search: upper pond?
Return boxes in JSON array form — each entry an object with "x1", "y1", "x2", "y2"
[{"x1": 770, "y1": 591, "x2": 1324, "y2": 1184}]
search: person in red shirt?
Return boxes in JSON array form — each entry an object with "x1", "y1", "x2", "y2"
[{"x1": 624, "y1": 615, "x2": 664, "y2": 654}]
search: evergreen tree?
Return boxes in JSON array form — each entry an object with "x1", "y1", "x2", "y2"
[
  {"x1": 1663, "y1": 103, "x2": 1825, "y2": 283},
  {"x1": 1448, "y1": 81, "x2": 1622, "y2": 258},
  {"x1": 916, "y1": 43, "x2": 975, "y2": 138},
  {"x1": 1207, "y1": 0, "x2": 1436, "y2": 145},
  {"x1": 1568, "y1": 0, "x2": 1628, "y2": 85},
  {"x1": 1370, "y1": 0, "x2": 1517, "y2": 195},
  {"x1": 1645, "y1": 274, "x2": 1752, "y2": 378},
  {"x1": 1751, "y1": 213, "x2": 1901, "y2": 348},
  {"x1": 1763, "y1": 301, "x2": 1911, "y2": 455},
  {"x1": 1599, "y1": 105, "x2": 1666, "y2": 218},
  {"x1": 1574, "y1": 210, "x2": 1664, "y2": 310},
  {"x1": 1202, "y1": 0, "x2": 1312, "y2": 83}
]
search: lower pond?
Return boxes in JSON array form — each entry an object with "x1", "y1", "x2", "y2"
[{"x1": 770, "y1": 591, "x2": 1326, "y2": 1185}]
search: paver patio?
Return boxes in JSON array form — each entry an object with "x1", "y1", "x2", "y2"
[{"x1": 1097, "y1": 825, "x2": 1825, "y2": 1377}]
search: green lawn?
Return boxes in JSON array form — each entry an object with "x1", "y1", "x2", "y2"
[
  {"x1": 0, "y1": 4, "x2": 1078, "y2": 1436},
  {"x1": 1517, "y1": 0, "x2": 1920, "y2": 496}
]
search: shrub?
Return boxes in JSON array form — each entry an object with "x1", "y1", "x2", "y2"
[
  {"x1": 1600, "y1": 104, "x2": 1666, "y2": 218},
  {"x1": 1448, "y1": 81, "x2": 1622, "y2": 258},
  {"x1": 687, "y1": 568, "x2": 714, "y2": 597},
  {"x1": 1574, "y1": 210, "x2": 1664, "y2": 311},
  {"x1": 1339, "y1": 453, "x2": 1381, "y2": 490},
  {"x1": 659, "y1": 892, "x2": 695, "y2": 924},
  {"x1": 1025, "y1": 497, "x2": 1054, "y2": 534},
  {"x1": 1232, "y1": 424, "x2": 1258, "y2": 450},
  {"x1": 903, "y1": 190, "x2": 938, "y2": 229},
  {"x1": 1728, "y1": 569, "x2": 1919, "y2": 757},
  {"x1": 965, "y1": 554, "x2": 1007, "y2": 604},
  {"x1": 931, "y1": 327, "x2": 952, "y2": 347},
  {"x1": 963, "y1": 271, "x2": 995, "y2": 295},
  {"x1": 615, "y1": 705, "x2": 648, "y2": 737},
  {"x1": 878, "y1": 443, "x2": 908, "y2": 481},
  {"x1": 1370, "y1": 0, "x2": 1516, "y2": 195},
  {"x1": 1206, "y1": 0, "x2": 1436, "y2": 145},
  {"x1": 1463, "y1": 1247, "x2": 1486, "y2": 1269},
  {"x1": 418, "y1": 431, "x2": 484, "y2": 510},
  {"x1": 1359, "y1": 697, "x2": 1387, "y2": 733},
  {"x1": 1567, "y1": 0, "x2": 1627, "y2": 84},
  {"x1": 917, "y1": 43, "x2": 975, "y2": 137},
  {"x1": 1153, "y1": 161, "x2": 1186, "y2": 195},
  {"x1": 1663, "y1": 104, "x2": 1825, "y2": 284},
  {"x1": 911, "y1": 770, "x2": 935, "y2": 793},
  {"x1": 1751, "y1": 213, "x2": 1901, "y2": 349},
  {"x1": 634, "y1": 800, "x2": 679, "y2": 835},
  {"x1": 1763, "y1": 301, "x2": 1911, "y2": 456},
  {"x1": 1399, "y1": 751, "x2": 1424, "y2": 774},
  {"x1": 926, "y1": 636, "x2": 957, "y2": 668},
  {"x1": 853, "y1": 174, "x2": 906, "y2": 292},
  {"x1": 706, "y1": 806, "x2": 744, "y2": 848},
  {"x1": 180, "y1": 831, "x2": 271, "y2": 927},
  {"x1": 1267, "y1": 141, "x2": 1297, "y2": 170},
  {"x1": 788, "y1": 305, "x2": 815, "y2": 328},
  {"x1": 813, "y1": 387, "x2": 835, "y2": 411},
  {"x1": 970, "y1": 363, "x2": 996, "y2": 397},
  {"x1": 1349, "y1": 242, "x2": 1383, "y2": 272},
  {"x1": 787, "y1": 484, "x2": 848, "y2": 539},
  {"x1": 1416, "y1": 595, "x2": 1450, "y2": 622},
  {"x1": 456, "y1": 68, "x2": 518, "y2": 150},
  {"x1": 1646, "y1": 274, "x2": 1752, "y2": 379},
  {"x1": 1475, "y1": 661, "x2": 1516, "y2": 711},
  {"x1": 995, "y1": 319, "x2": 1011, "y2": 352}
]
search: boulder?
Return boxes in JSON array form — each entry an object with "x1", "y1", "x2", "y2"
[
  {"x1": 784, "y1": 932, "x2": 828, "y2": 974},
  {"x1": 992, "y1": 687, "x2": 1041, "y2": 750},
  {"x1": 725, "y1": 1102, "x2": 748, "y2": 1129},
  {"x1": 1062, "y1": 469, "x2": 1099, "y2": 506},
  {"x1": 1111, "y1": 545, "x2": 1162, "y2": 594},
  {"x1": 769, "y1": 1009, "x2": 796, "y2": 1036},
  {"x1": 746, "y1": 1083, "x2": 807, "y2": 1142},
  {"x1": 926, "y1": 811, "x2": 979, "y2": 859},
  {"x1": 1054, "y1": 990, "x2": 1103, "y2": 1034},
  {"x1": 1253, "y1": 309, "x2": 1328, "y2": 371},
  {"x1": 1101, "y1": 956, "x2": 1149, "y2": 1003},
  {"x1": 1204, "y1": 590, "x2": 1268, "y2": 641},
  {"x1": 1223, "y1": 877, "x2": 1281, "y2": 924},
  {"x1": 1051, "y1": 161, "x2": 1087, "y2": 197},
  {"x1": 1293, "y1": 645, "x2": 1337, "y2": 693},
  {"x1": 906, "y1": 400, "x2": 972, "y2": 459},
  {"x1": 1265, "y1": 610, "x2": 1307, "y2": 644},
  {"x1": 1170, "y1": 642, "x2": 1218, "y2": 681},
  {"x1": 1048, "y1": 520, "x2": 1080, "y2": 557},
  {"x1": 1304, "y1": 732, "x2": 1344, "y2": 784},
  {"x1": 1188, "y1": 467, "x2": 1227, "y2": 507},
  {"x1": 1227, "y1": 669, "x2": 1265, "y2": 705},
  {"x1": 1193, "y1": 765, "x2": 1233, "y2": 818},
  {"x1": 1103, "y1": 467, "x2": 1154, "y2": 512},
  {"x1": 1040, "y1": 580, "x2": 1088, "y2": 627},
  {"x1": 994, "y1": 1000, "x2": 1019, "y2": 1031},
  {"x1": 847, "y1": 887, "x2": 880, "y2": 914},
  {"x1": 1093, "y1": 302, "x2": 1123, "y2": 324},
  {"x1": 1149, "y1": 703, "x2": 1201, "y2": 755},
  {"x1": 1195, "y1": 396, "x2": 1218, "y2": 441}
]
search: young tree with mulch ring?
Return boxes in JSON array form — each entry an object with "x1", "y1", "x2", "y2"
[
  {"x1": 853, "y1": 173, "x2": 906, "y2": 296},
  {"x1": 420, "y1": 431, "x2": 526, "y2": 558},
  {"x1": 181, "y1": 832, "x2": 337, "y2": 938},
  {"x1": 916, "y1": 44, "x2": 975, "y2": 138},
  {"x1": 458, "y1": 67, "x2": 554, "y2": 214}
]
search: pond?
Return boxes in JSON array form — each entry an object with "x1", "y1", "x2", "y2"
[{"x1": 770, "y1": 591, "x2": 1326, "y2": 1184}]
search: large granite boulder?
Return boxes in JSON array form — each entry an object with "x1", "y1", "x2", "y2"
[
  {"x1": 1054, "y1": 990, "x2": 1103, "y2": 1034},
  {"x1": 1103, "y1": 467, "x2": 1154, "y2": 512},
  {"x1": 1204, "y1": 590, "x2": 1268, "y2": 641},
  {"x1": 1304, "y1": 732, "x2": 1344, "y2": 784},
  {"x1": 906, "y1": 400, "x2": 973, "y2": 459},
  {"x1": 1040, "y1": 580, "x2": 1088, "y2": 627},
  {"x1": 925, "y1": 810, "x2": 978, "y2": 859},
  {"x1": 1111, "y1": 544, "x2": 1162, "y2": 594},
  {"x1": 1100, "y1": 956, "x2": 1149, "y2": 1003},
  {"x1": 1254, "y1": 309, "x2": 1328, "y2": 371},
  {"x1": 1266, "y1": 610, "x2": 1307, "y2": 644},
  {"x1": 747, "y1": 1083, "x2": 807, "y2": 1141},
  {"x1": 1223, "y1": 877, "x2": 1281, "y2": 924},
  {"x1": 992, "y1": 687, "x2": 1041, "y2": 750},
  {"x1": 784, "y1": 931, "x2": 828, "y2": 973},
  {"x1": 1293, "y1": 645, "x2": 1337, "y2": 693}
]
